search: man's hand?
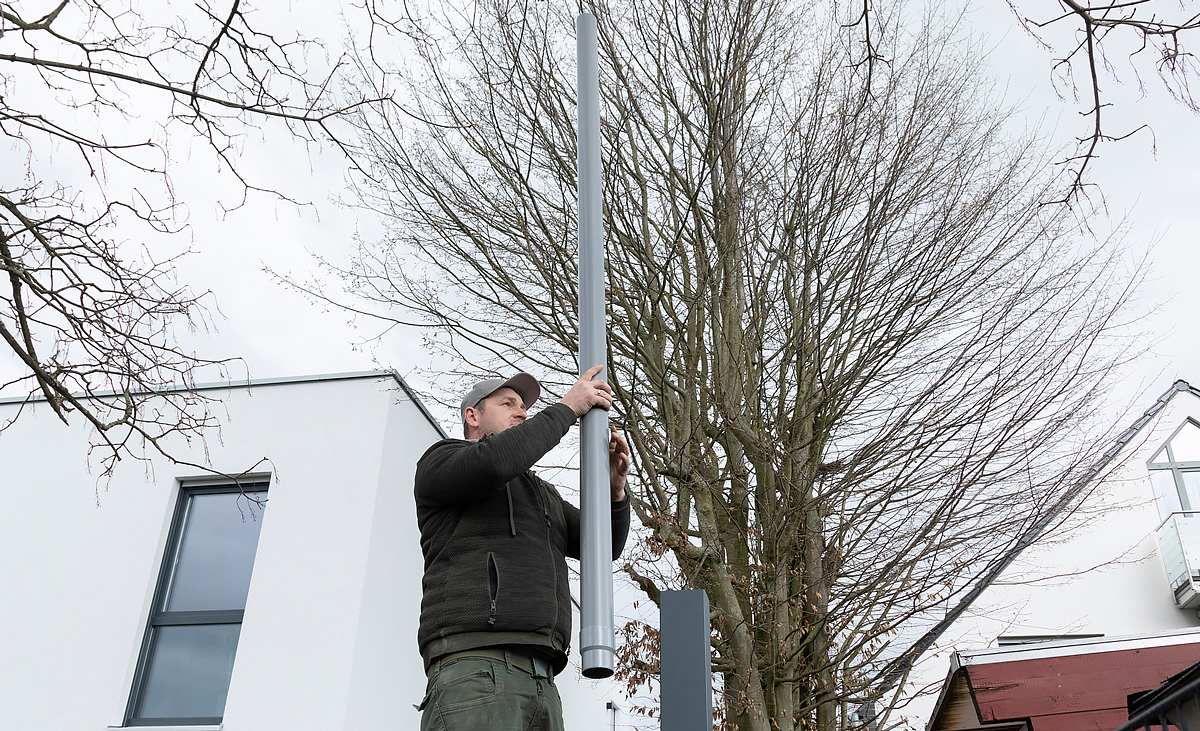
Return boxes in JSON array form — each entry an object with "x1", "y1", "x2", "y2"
[
  {"x1": 609, "y1": 425, "x2": 630, "y2": 501},
  {"x1": 558, "y1": 366, "x2": 627, "y2": 500},
  {"x1": 558, "y1": 365, "x2": 614, "y2": 417}
]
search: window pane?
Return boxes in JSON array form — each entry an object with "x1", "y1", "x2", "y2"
[
  {"x1": 1172, "y1": 422, "x2": 1200, "y2": 462},
  {"x1": 1183, "y1": 472, "x2": 1200, "y2": 513},
  {"x1": 1150, "y1": 444, "x2": 1170, "y2": 465},
  {"x1": 134, "y1": 624, "x2": 240, "y2": 721},
  {"x1": 163, "y1": 491, "x2": 267, "y2": 612},
  {"x1": 1151, "y1": 469, "x2": 1182, "y2": 519}
]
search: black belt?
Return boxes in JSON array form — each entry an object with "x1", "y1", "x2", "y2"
[{"x1": 433, "y1": 647, "x2": 555, "y2": 679}]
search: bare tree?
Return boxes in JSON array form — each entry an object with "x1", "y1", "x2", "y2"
[
  {"x1": 0, "y1": 1, "x2": 384, "y2": 476},
  {"x1": 294, "y1": 1, "x2": 1141, "y2": 729}
]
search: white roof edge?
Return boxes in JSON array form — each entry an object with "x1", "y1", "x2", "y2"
[
  {"x1": 0, "y1": 369, "x2": 449, "y2": 439},
  {"x1": 1100, "y1": 379, "x2": 1200, "y2": 468},
  {"x1": 959, "y1": 626, "x2": 1200, "y2": 665},
  {"x1": 378, "y1": 370, "x2": 450, "y2": 440}
]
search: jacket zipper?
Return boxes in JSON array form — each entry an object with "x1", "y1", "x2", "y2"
[
  {"x1": 487, "y1": 552, "x2": 500, "y2": 626},
  {"x1": 532, "y1": 477, "x2": 559, "y2": 643},
  {"x1": 505, "y1": 484, "x2": 517, "y2": 536}
]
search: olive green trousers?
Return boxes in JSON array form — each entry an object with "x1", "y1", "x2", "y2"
[{"x1": 418, "y1": 649, "x2": 565, "y2": 731}]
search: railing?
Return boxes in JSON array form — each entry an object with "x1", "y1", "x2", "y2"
[
  {"x1": 1116, "y1": 661, "x2": 1200, "y2": 731},
  {"x1": 1155, "y1": 512, "x2": 1200, "y2": 605}
]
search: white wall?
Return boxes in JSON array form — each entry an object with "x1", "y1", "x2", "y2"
[
  {"x1": 215, "y1": 375, "x2": 430, "y2": 731},
  {"x1": 339, "y1": 383, "x2": 436, "y2": 729},
  {"x1": 0, "y1": 372, "x2": 632, "y2": 731},
  {"x1": 902, "y1": 388, "x2": 1200, "y2": 726}
]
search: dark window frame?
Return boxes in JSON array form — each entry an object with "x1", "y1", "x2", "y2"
[{"x1": 123, "y1": 480, "x2": 269, "y2": 727}]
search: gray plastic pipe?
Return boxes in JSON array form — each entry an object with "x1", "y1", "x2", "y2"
[{"x1": 576, "y1": 11, "x2": 615, "y2": 680}]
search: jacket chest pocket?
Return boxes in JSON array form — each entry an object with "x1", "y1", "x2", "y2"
[
  {"x1": 537, "y1": 485, "x2": 568, "y2": 551},
  {"x1": 482, "y1": 550, "x2": 545, "y2": 631}
]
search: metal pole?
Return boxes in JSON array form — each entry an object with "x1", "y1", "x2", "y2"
[{"x1": 577, "y1": 10, "x2": 615, "y2": 680}]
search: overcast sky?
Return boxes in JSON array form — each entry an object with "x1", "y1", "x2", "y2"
[
  {"x1": 2, "y1": 1, "x2": 1196, "y2": 434},
  {"x1": 972, "y1": 1, "x2": 1200, "y2": 411},
  {"x1": 214, "y1": 2, "x2": 1200, "y2": 428}
]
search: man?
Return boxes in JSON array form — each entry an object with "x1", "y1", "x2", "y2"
[{"x1": 414, "y1": 366, "x2": 632, "y2": 730}]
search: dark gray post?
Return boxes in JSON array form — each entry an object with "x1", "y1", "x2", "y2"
[
  {"x1": 576, "y1": 10, "x2": 615, "y2": 680},
  {"x1": 661, "y1": 590, "x2": 714, "y2": 731}
]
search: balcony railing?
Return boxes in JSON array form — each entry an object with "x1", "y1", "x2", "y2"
[
  {"x1": 1155, "y1": 512, "x2": 1200, "y2": 608},
  {"x1": 1117, "y1": 660, "x2": 1200, "y2": 731}
]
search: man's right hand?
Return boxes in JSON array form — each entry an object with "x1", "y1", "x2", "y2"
[{"x1": 558, "y1": 365, "x2": 614, "y2": 417}]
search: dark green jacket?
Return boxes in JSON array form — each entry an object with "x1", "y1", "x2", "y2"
[{"x1": 414, "y1": 403, "x2": 631, "y2": 675}]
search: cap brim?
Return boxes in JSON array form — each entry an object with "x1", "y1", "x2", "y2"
[{"x1": 500, "y1": 373, "x2": 541, "y2": 409}]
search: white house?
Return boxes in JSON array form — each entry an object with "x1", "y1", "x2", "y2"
[
  {"x1": 911, "y1": 380, "x2": 1200, "y2": 727},
  {"x1": 0, "y1": 371, "x2": 626, "y2": 731}
]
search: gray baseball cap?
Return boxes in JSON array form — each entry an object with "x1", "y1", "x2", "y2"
[{"x1": 459, "y1": 372, "x2": 541, "y2": 413}]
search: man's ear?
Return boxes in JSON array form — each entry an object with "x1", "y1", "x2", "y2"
[{"x1": 464, "y1": 406, "x2": 480, "y2": 430}]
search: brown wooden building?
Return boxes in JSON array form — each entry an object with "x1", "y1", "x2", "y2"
[{"x1": 927, "y1": 631, "x2": 1200, "y2": 731}]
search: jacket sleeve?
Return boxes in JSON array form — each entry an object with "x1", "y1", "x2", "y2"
[
  {"x1": 562, "y1": 491, "x2": 631, "y2": 562},
  {"x1": 415, "y1": 403, "x2": 577, "y2": 508}
]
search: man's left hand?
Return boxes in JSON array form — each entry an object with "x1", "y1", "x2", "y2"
[{"x1": 609, "y1": 425, "x2": 630, "y2": 502}]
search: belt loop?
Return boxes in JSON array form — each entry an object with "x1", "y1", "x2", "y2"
[{"x1": 503, "y1": 648, "x2": 513, "y2": 672}]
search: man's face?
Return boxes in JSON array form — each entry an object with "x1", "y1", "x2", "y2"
[{"x1": 465, "y1": 387, "x2": 527, "y2": 439}]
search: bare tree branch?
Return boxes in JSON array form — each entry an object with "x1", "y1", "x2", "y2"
[
  {"x1": 0, "y1": 1, "x2": 397, "y2": 475},
  {"x1": 842, "y1": 1, "x2": 1200, "y2": 204}
]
